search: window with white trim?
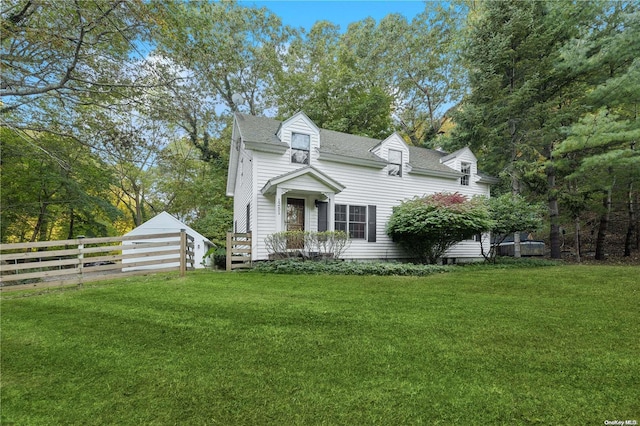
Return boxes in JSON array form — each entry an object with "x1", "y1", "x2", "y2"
[
  {"x1": 388, "y1": 149, "x2": 402, "y2": 177},
  {"x1": 460, "y1": 162, "x2": 471, "y2": 186},
  {"x1": 291, "y1": 133, "x2": 310, "y2": 165},
  {"x1": 335, "y1": 204, "x2": 367, "y2": 239}
]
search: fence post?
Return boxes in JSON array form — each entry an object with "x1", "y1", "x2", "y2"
[
  {"x1": 77, "y1": 235, "x2": 85, "y2": 286},
  {"x1": 226, "y1": 232, "x2": 232, "y2": 271},
  {"x1": 180, "y1": 229, "x2": 187, "y2": 277}
]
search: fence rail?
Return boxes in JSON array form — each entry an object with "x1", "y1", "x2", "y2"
[
  {"x1": 0, "y1": 231, "x2": 194, "y2": 292},
  {"x1": 226, "y1": 232, "x2": 252, "y2": 271}
]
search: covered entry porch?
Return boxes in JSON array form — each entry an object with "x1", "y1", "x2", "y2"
[{"x1": 261, "y1": 166, "x2": 346, "y2": 235}]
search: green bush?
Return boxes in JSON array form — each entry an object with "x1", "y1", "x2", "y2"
[
  {"x1": 204, "y1": 246, "x2": 227, "y2": 269},
  {"x1": 386, "y1": 192, "x2": 492, "y2": 264},
  {"x1": 251, "y1": 257, "x2": 560, "y2": 276},
  {"x1": 252, "y1": 259, "x2": 453, "y2": 276}
]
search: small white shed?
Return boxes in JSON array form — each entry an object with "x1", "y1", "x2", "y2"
[{"x1": 122, "y1": 212, "x2": 215, "y2": 271}]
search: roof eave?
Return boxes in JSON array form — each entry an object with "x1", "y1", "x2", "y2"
[
  {"x1": 408, "y1": 167, "x2": 462, "y2": 179},
  {"x1": 477, "y1": 175, "x2": 500, "y2": 184},
  {"x1": 318, "y1": 152, "x2": 387, "y2": 169},
  {"x1": 244, "y1": 140, "x2": 288, "y2": 154},
  {"x1": 261, "y1": 166, "x2": 346, "y2": 196}
]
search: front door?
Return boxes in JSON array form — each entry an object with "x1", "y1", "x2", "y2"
[{"x1": 286, "y1": 198, "x2": 305, "y2": 249}]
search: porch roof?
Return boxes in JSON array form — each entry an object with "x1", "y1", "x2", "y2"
[{"x1": 260, "y1": 166, "x2": 346, "y2": 196}]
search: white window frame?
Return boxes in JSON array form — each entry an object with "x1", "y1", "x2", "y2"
[
  {"x1": 335, "y1": 204, "x2": 367, "y2": 239},
  {"x1": 291, "y1": 133, "x2": 310, "y2": 165},
  {"x1": 460, "y1": 162, "x2": 471, "y2": 186},
  {"x1": 388, "y1": 149, "x2": 402, "y2": 177}
]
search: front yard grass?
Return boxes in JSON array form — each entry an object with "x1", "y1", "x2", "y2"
[{"x1": 1, "y1": 265, "x2": 638, "y2": 424}]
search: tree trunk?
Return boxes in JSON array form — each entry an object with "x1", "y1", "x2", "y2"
[
  {"x1": 513, "y1": 232, "x2": 521, "y2": 258},
  {"x1": 67, "y1": 208, "x2": 75, "y2": 240},
  {"x1": 574, "y1": 216, "x2": 581, "y2": 263},
  {"x1": 134, "y1": 183, "x2": 143, "y2": 227},
  {"x1": 510, "y1": 121, "x2": 521, "y2": 258},
  {"x1": 595, "y1": 187, "x2": 613, "y2": 260},
  {"x1": 30, "y1": 203, "x2": 48, "y2": 243},
  {"x1": 636, "y1": 191, "x2": 640, "y2": 250},
  {"x1": 546, "y1": 162, "x2": 561, "y2": 259},
  {"x1": 624, "y1": 182, "x2": 635, "y2": 257}
]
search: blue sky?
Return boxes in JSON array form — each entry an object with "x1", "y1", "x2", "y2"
[{"x1": 239, "y1": 1, "x2": 427, "y2": 31}]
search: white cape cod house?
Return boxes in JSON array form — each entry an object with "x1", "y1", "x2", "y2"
[{"x1": 226, "y1": 112, "x2": 498, "y2": 262}]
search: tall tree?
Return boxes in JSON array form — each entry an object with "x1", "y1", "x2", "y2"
[
  {"x1": 0, "y1": 128, "x2": 120, "y2": 242},
  {"x1": 374, "y1": 6, "x2": 466, "y2": 146},
  {"x1": 275, "y1": 4, "x2": 465, "y2": 143},
  {"x1": 554, "y1": 1, "x2": 640, "y2": 259},
  {"x1": 1, "y1": 0, "x2": 151, "y2": 129},
  {"x1": 148, "y1": 0, "x2": 291, "y2": 160},
  {"x1": 274, "y1": 20, "x2": 393, "y2": 139},
  {"x1": 452, "y1": 0, "x2": 601, "y2": 258}
]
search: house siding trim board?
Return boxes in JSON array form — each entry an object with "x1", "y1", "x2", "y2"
[{"x1": 227, "y1": 112, "x2": 497, "y2": 262}]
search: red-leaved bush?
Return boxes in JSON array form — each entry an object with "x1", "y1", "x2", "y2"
[{"x1": 387, "y1": 192, "x2": 492, "y2": 263}]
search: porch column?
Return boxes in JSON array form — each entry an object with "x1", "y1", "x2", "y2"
[
  {"x1": 275, "y1": 187, "x2": 290, "y2": 232},
  {"x1": 324, "y1": 192, "x2": 335, "y2": 231}
]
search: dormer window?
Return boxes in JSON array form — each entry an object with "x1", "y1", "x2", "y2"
[
  {"x1": 388, "y1": 149, "x2": 402, "y2": 177},
  {"x1": 291, "y1": 133, "x2": 310, "y2": 165},
  {"x1": 460, "y1": 162, "x2": 471, "y2": 186}
]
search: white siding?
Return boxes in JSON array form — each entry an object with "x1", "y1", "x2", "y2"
[
  {"x1": 371, "y1": 133, "x2": 410, "y2": 176},
  {"x1": 233, "y1": 147, "x2": 254, "y2": 234},
  {"x1": 279, "y1": 114, "x2": 321, "y2": 165},
  {"x1": 247, "y1": 146, "x2": 492, "y2": 261}
]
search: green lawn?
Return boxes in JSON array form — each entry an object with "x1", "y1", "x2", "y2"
[{"x1": 2, "y1": 266, "x2": 639, "y2": 425}]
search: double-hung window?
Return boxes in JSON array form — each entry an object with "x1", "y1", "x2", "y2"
[
  {"x1": 335, "y1": 205, "x2": 347, "y2": 233},
  {"x1": 291, "y1": 133, "x2": 310, "y2": 165},
  {"x1": 460, "y1": 162, "x2": 471, "y2": 186},
  {"x1": 388, "y1": 149, "x2": 402, "y2": 177},
  {"x1": 335, "y1": 204, "x2": 367, "y2": 239}
]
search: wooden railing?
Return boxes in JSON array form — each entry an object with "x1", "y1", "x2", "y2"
[
  {"x1": 0, "y1": 231, "x2": 194, "y2": 292},
  {"x1": 226, "y1": 232, "x2": 252, "y2": 271}
]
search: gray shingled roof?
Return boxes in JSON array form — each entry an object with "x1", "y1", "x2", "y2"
[
  {"x1": 318, "y1": 128, "x2": 389, "y2": 165},
  {"x1": 234, "y1": 113, "x2": 466, "y2": 175},
  {"x1": 235, "y1": 113, "x2": 287, "y2": 147}
]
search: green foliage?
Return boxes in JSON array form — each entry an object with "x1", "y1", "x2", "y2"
[
  {"x1": 190, "y1": 205, "x2": 233, "y2": 248},
  {"x1": 275, "y1": 21, "x2": 394, "y2": 139},
  {"x1": 204, "y1": 246, "x2": 227, "y2": 270},
  {"x1": 386, "y1": 193, "x2": 492, "y2": 264},
  {"x1": 483, "y1": 194, "x2": 545, "y2": 261},
  {"x1": 1, "y1": 0, "x2": 146, "y2": 118},
  {"x1": 0, "y1": 128, "x2": 121, "y2": 242},
  {"x1": 152, "y1": 0, "x2": 290, "y2": 118},
  {"x1": 252, "y1": 259, "x2": 453, "y2": 276}
]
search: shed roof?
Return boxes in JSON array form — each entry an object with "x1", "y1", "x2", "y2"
[{"x1": 124, "y1": 212, "x2": 215, "y2": 247}]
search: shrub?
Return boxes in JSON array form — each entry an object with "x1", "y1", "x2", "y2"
[
  {"x1": 205, "y1": 246, "x2": 227, "y2": 270},
  {"x1": 386, "y1": 192, "x2": 493, "y2": 264},
  {"x1": 264, "y1": 231, "x2": 350, "y2": 260},
  {"x1": 252, "y1": 260, "x2": 453, "y2": 276}
]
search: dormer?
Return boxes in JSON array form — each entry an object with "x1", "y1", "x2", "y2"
[
  {"x1": 439, "y1": 147, "x2": 478, "y2": 186},
  {"x1": 277, "y1": 111, "x2": 320, "y2": 166},
  {"x1": 370, "y1": 133, "x2": 410, "y2": 177}
]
